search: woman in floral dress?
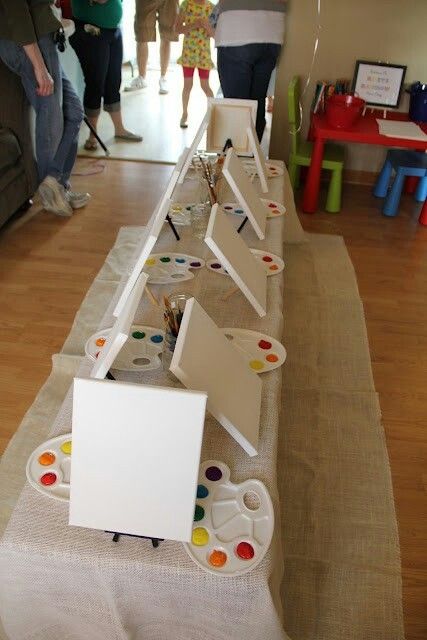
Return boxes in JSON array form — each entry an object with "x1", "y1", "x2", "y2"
[{"x1": 175, "y1": 0, "x2": 215, "y2": 127}]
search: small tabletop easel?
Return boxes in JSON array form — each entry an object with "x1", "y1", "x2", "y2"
[
  {"x1": 165, "y1": 214, "x2": 180, "y2": 241},
  {"x1": 106, "y1": 531, "x2": 164, "y2": 548}
]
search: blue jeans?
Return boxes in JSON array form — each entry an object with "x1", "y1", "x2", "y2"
[
  {"x1": 217, "y1": 43, "x2": 281, "y2": 141},
  {"x1": 0, "y1": 34, "x2": 83, "y2": 187}
]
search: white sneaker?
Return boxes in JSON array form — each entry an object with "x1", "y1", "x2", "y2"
[
  {"x1": 38, "y1": 176, "x2": 73, "y2": 217},
  {"x1": 159, "y1": 76, "x2": 168, "y2": 94},
  {"x1": 124, "y1": 76, "x2": 148, "y2": 91},
  {"x1": 65, "y1": 189, "x2": 91, "y2": 209}
]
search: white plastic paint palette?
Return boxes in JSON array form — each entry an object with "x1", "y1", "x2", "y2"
[
  {"x1": 169, "y1": 202, "x2": 194, "y2": 226},
  {"x1": 85, "y1": 325, "x2": 164, "y2": 372},
  {"x1": 222, "y1": 328, "x2": 287, "y2": 373},
  {"x1": 143, "y1": 253, "x2": 205, "y2": 284},
  {"x1": 26, "y1": 434, "x2": 72, "y2": 501},
  {"x1": 222, "y1": 198, "x2": 286, "y2": 218},
  {"x1": 207, "y1": 249, "x2": 284, "y2": 277},
  {"x1": 184, "y1": 460, "x2": 274, "y2": 576},
  {"x1": 242, "y1": 160, "x2": 284, "y2": 178}
]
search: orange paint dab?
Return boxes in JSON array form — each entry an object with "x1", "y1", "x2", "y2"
[
  {"x1": 38, "y1": 451, "x2": 55, "y2": 466},
  {"x1": 209, "y1": 550, "x2": 227, "y2": 567},
  {"x1": 266, "y1": 354, "x2": 279, "y2": 363},
  {"x1": 96, "y1": 337, "x2": 106, "y2": 347},
  {"x1": 269, "y1": 265, "x2": 279, "y2": 271}
]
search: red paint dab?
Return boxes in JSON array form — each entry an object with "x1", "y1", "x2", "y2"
[
  {"x1": 258, "y1": 339, "x2": 272, "y2": 350},
  {"x1": 40, "y1": 472, "x2": 57, "y2": 486},
  {"x1": 236, "y1": 541, "x2": 255, "y2": 560},
  {"x1": 262, "y1": 255, "x2": 273, "y2": 262}
]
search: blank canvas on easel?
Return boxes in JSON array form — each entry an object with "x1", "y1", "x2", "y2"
[
  {"x1": 206, "y1": 98, "x2": 257, "y2": 156},
  {"x1": 170, "y1": 297, "x2": 262, "y2": 457},
  {"x1": 205, "y1": 204, "x2": 267, "y2": 317},
  {"x1": 92, "y1": 272, "x2": 148, "y2": 379},
  {"x1": 113, "y1": 197, "x2": 171, "y2": 317},
  {"x1": 69, "y1": 378, "x2": 207, "y2": 541},
  {"x1": 222, "y1": 148, "x2": 267, "y2": 240}
]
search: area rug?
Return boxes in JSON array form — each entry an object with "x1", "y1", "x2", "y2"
[{"x1": 0, "y1": 222, "x2": 404, "y2": 639}]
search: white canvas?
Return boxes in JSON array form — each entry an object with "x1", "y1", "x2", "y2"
[
  {"x1": 113, "y1": 198, "x2": 171, "y2": 317},
  {"x1": 205, "y1": 204, "x2": 267, "y2": 317},
  {"x1": 170, "y1": 298, "x2": 262, "y2": 457},
  {"x1": 206, "y1": 98, "x2": 257, "y2": 156},
  {"x1": 167, "y1": 147, "x2": 190, "y2": 197},
  {"x1": 222, "y1": 148, "x2": 267, "y2": 240},
  {"x1": 69, "y1": 378, "x2": 207, "y2": 542},
  {"x1": 91, "y1": 272, "x2": 148, "y2": 380},
  {"x1": 246, "y1": 123, "x2": 269, "y2": 193},
  {"x1": 177, "y1": 109, "x2": 211, "y2": 184}
]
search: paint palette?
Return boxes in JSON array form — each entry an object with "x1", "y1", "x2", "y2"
[
  {"x1": 207, "y1": 249, "x2": 284, "y2": 277},
  {"x1": 242, "y1": 160, "x2": 284, "y2": 178},
  {"x1": 222, "y1": 328, "x2": 287, "y2": 373},
  {"x1": 222, "y1": 199, "x2": 286, "y2": 218},
  {"x1": 26, "y1": 434, "x2": 72, "y2": 501},
  {"x1": 169, "y1": 202, "x2": 194, "y2": 226},
  {"x1": 85, "y1": 325, "x2": 164, "y2": 372},
  {"x1": 143, "y1": 253, "x2": 205, "y2": 284},
  {"x1": 184, "y1": 460, "x2": 274, "y2": 576}
]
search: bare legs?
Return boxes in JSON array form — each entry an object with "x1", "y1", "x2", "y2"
[
  {"x1": 136, "y1": 42, "x2": 149, "y2": 78},
  {"x1": 136, "y1": 39, "x2": 170, "y2": 78},
  {"x1": 181, "y1": 77, "x2": 193, "y2": 127},
  {"x1": 160, "y1": 39, "x2": 171, "y2": 77},
  {"x1": 181, "y1": 73, "x2": 213, "y2": 127}
]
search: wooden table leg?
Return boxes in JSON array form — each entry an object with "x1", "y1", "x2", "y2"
[
  {"x1": 419, "y1": 198, "x2": 427, "y2": 226},
  {"x1": 302, "y1": 137, "x2": 325, "y2": 213}
]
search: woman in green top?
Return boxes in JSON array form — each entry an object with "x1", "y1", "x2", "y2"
[{"x1": 70, "y1": 0, "x2": 142, "y2": 149}]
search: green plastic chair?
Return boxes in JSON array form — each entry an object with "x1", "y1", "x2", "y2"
[{"x1": 288, "y1": 76, "x2": 345, "y2": 213}]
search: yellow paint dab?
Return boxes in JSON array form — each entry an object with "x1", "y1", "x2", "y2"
[{"x1": 250, "y1": 360, "x2": 264, "y2": 371}]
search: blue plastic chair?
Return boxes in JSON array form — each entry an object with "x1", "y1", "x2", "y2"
[{"x1": 374, "y1": 150, "x2": 427, "y2": 217}]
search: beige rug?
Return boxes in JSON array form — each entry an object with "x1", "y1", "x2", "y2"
[
  {"x1": 0, "y1": 226, "x2": 404, "y2": 640},
  {"x1": 279, "y1": 234, "x2": 404, "y2": 640}
]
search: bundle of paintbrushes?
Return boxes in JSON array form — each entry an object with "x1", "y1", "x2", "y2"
[
  {"x1": 192, "y1": 156, "x2": 217, "y2": 205},
  {"x1": 163, "y1": 296, "x2": 184, "y2": 338}
]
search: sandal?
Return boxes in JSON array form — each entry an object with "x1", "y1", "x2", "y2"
[
  {"x1": 115, "y1": 131, "x2": 143, "y2": 142},
  {"x1": 180, "y1": 117, "x2": 188, "y2": 129},
  {"x1": 84, "y1": 138, "x2": 99, "y2": 151}
]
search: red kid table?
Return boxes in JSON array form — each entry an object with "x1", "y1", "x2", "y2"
[{"x1": 302, "y1": 112, "x2": 427, "y2": 214}]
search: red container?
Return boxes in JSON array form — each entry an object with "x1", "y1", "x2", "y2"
[{"x1": 325, "y1": 94, "x2": 365, "y2": 129}]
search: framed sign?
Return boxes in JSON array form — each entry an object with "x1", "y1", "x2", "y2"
[{"x1": 352, "y1": 60, "x2": 407, "y2": 108}]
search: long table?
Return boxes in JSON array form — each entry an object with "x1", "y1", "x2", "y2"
[{"x1": 0, "y1": 166, "x2": 296, "y2": 640}]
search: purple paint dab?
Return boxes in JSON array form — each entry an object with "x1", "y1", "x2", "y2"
[
  {"x1": 211, "y1": 263, "x2": 222, "y2": 269},
  {"x1": 190, "y1": 261, "x2": 201, "y2": 268},
  {"x1": 205, "y1": 466, "x2": 222, "y2": 481}
]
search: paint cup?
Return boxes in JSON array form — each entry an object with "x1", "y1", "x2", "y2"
[
  {"x1": 191, "y1": 203, "x2": 210, "y2": 240},
  {"x1": 162, "y1": 293, "x2": 191, "y2": 372}
]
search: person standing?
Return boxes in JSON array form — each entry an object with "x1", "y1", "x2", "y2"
[
  {"x1": 0, "y1": 0, "x2": 90, "y2": 217},
  {"x1": 214, "y1": 0, "x2": 286, "y2": 141},
  {"x1": 175, "y1": 0, "x2": 215, "y2": 128},
  {"x1": 70, "y1": 0, "x2": 142, "y2": 150},
  {"x1": 125, "y1": 0, "x2": 179, "y2": 95}
]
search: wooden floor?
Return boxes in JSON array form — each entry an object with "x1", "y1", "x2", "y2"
[{"x1": 0, "y1": 160, "x2": 426, "y2": 639}]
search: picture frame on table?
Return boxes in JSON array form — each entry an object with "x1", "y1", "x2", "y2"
[{"x1": 352, "y1": 60, "x2": 407, "y2": 108}]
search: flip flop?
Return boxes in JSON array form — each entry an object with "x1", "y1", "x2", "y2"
[
  {"x1": 84, "y1": 138, "x2": 98, "y2": 151},
  {"x1": 115, "y1": 132, "x2": 143, "y2": 142}
]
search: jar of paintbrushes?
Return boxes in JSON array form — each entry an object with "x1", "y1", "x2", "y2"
[{"x1": 162, "y1": 293, "x2": 191, "y2": 372}]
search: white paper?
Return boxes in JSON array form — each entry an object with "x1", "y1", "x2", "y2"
[{"x1": 376, "y1": 119, "x2": 427, "y2": 141}]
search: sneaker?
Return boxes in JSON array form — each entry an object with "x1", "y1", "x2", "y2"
[
  {"x1": 159, "y1": 76, "x2": 169, "y2": 95},
  {"x1": 65, "y1": 189, "x2": 91, "y2": 209},
  {"x1": 124, "y1": 76, "x2": 147, "y2": 91},
  {"x1": 38, "y1": 176, "x2": 73, "y2": 217}
]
